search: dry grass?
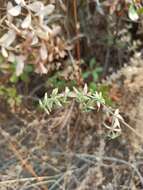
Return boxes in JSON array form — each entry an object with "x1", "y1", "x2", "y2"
[{"x1": 0, "y1": 103, "x2": 143, "y2": 190}]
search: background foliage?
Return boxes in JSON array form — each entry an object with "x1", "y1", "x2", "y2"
[{"x1": 1, "y1": 1, "x2": 143, "y2": 190}]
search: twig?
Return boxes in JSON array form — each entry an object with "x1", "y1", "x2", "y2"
[
  {"x1": 102, "y1": 48, "x2": 111, "y2": 76},
  {"x1": 76, "y1": 153, "x2": 143, "y2": 186},
  {"x1": 60, "y1": 100, "x2": 75, "y2": 132},
  {"x1": 104, "y1": 105, "x2": 143, "y2": 141},
  {"x1": 21, "y1": 180, "x2": 55, "y2": 190},
  {"x1": 0, "y1": 176, "x2": 60, "y2": 186},
  {"x1": 49, "y1": 174, "x2": 65, "y2": 190},
  {"x1": 49, "y1": 151, "x2": 143, "y2": 186},
  {"x1": 73, "y1": 0, "x2": 81, "y2": 61},
  {"x1": 0, "y1": 127, "x2": 48, "y2": 190}
]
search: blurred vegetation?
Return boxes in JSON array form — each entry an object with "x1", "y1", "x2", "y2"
[
  {"x1": 0, "y1": 0, "x2": 143, "y2": 108},
  {"x1": 1, "y1": 1, "x2": 143, "y2": 189}
]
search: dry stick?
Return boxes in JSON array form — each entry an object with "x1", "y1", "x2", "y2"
[
  {"x1": 73, "y1": 0, "x2": 83, "y2": 86},
  {"x1": 0, "y1": 127, "x2": 48, "y2": 190},
  {"x1": 58, "y1": 0, "x2": 67, "y2": 12},
  {"x1": 73, "y1": 0, "x2": 81, "y2": 61},
  {"x1": 63, "y1": 102, "x2": 76, "y2": 189},
  {"x1": 104, "y1": 105, "x2": 143, "y2": 141},
  {"x1": 0, "y1": 176, "x2": 56, "y2": 186},
  {"x1": 49, "y1": 174, "x2": 65, "y2": 190},
  {"x1": 75, "y1": 153, "x2": 143, "y2": 187},
  {"x1": 0, "y1": 15, "x2": 6, "y2": 27},
  {"x1": 22, "y1": 179, "x2": 56, "y2": 190},
  {"x1": 60, "y1": 100, "x2": 75, "y2": 132},
  {"x1": 121, "y1": 119, "x2": 143, "y2": 140},
  {"x1": 102, "y1": 48, "x2": 111, "y2": 77}
]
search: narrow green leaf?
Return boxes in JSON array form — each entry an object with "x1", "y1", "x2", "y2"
[{"x1": 128, "y1": 4, "x2": 139, "y2": 21}]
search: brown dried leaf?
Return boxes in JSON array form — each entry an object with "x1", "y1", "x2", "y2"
[
  {"x1": 38, "y1": 4, "x2": 55, "y2": 17},
  {"x1": 8, "y1": 5, "x2": 21, "y2": 16},
  {"x1": 21, "y1": 14, "x2": 31, "y2": 29},
  {"x1": 28, "y1": 1, "x2": 44, "y2": 13},
  {"x1": 48, "y1": 53, "x2": 53, "y2": 62},
  {"x1": 15, "y1": 55, "x2": 25, "y2": 76},
  {"x1": 31, "y1": 35, "x2": 39, "y2": 45},
  {"x1": 52, "y1": 26, "x2": 61, "y2": 37},
  {"x1": 35, "y1": 62, "x2": 48, "y2": 74},
  {"x1": 59, "y1": 50, "x2": 66, "y2": 58},
  {"x1": 7, "y1": 2, "x2": 14, "y2": 21},
  {"x1": 36, "y1": 27, "x2": 51, "y2": 40},
  {"x1": 8, "y1": 52, "x2": 15, "y2": 62},
  {"x1": 1, "y1": 47, "x2": 8, "y2": 58},
  {"x1": 15, "y1": 0, "x2": 26, "y2": 6},
  {"x1": 40, "y1": 43, "x2": 48, "y2": 61},
  {"x1": 0, "y1": 30, "x2": 16, "y2": 48}
]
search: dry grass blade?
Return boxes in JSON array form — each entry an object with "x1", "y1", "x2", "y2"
[
  {"x1": 0, "y1": 126, "x2": 49, "y2": 190},
  {"x1": 0, "y1": 176, "x2": 56, "y2": 186}
]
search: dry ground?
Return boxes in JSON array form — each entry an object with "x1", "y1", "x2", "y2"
[{"x1": 1, "y1": 54, "x2": 143, "y2": 190}]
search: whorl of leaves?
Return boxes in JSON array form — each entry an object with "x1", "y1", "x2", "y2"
[{"x1": 39, "y1": 84, "x2": 123, "y2": 139}]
